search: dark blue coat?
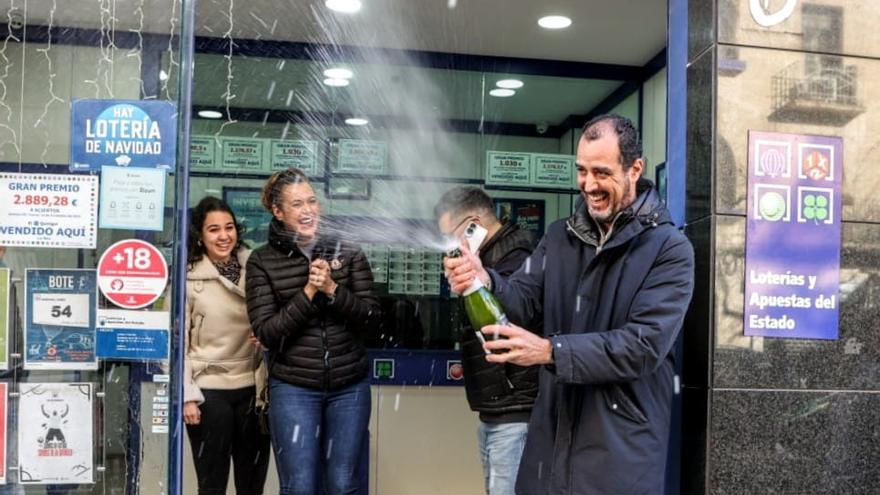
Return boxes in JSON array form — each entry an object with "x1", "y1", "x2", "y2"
[{"x1": 490, "y1": 182, "x2": 694, "y2": 495}]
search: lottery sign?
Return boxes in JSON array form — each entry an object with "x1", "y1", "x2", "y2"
[
  {"x1": 24, "y1": 269, "x2": 98, "y2": 370},
  {"x1": 0, "y1": 173, "x2": 98, "y2": 248},
  {"x1": 97, "y1": 240, "x2": 168, "y2": 309}
]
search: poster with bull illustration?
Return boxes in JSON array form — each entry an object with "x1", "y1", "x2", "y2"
[{"x1": 18, "y1": 383, "x2": 93, "y2": 484}]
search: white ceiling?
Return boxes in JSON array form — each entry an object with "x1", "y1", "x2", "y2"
[
  {"x1": 186, "y1": 0, "x2": 667, "y2": 127},
  {"x1": 10, "y1": 0, "x2": 667, "y2": 127},
  {"x1": 196, "y1": 0, "x2": 667, "y2": 65},
  {"x1": 11, "y1": 0, "x2": 666, "y2": 65}
]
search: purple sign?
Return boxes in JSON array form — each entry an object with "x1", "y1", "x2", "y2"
[{"x1": 745, "y1": 131, "x2": 842, "y2": 340}]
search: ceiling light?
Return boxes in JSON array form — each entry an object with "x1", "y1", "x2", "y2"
[
  {"x1": 496, "y1": 79, "x2": 523, "y2": 89},
  {"x1": 197, "y1": 110, "x2": 223, "y2": 119},
  {"x1": 323, "y1": 67, "x2": 353, "y2": 79},
  {"x1": 323, "y1": 78, "x2": 350, "y2": 87},
  {"x1": 538, "y1": 15, "x2": 572, "y2": 29},
  {"x1": 489, "y1": 88, "x2": 516, "y2": 97},
  {"x1": 345, "y1": 117, "x2": 369, "y2": 126},
  {"x1": 325, "y1": 0, "x2": 362, "y2": 14}
]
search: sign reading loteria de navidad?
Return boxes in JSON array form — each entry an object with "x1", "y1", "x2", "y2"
[{"x1": 70, "y1": 99, "x2": 177, "y2": 173}]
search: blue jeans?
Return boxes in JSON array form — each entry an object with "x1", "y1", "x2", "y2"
[
  {"x1": 268, "y1": 377, "x2": 371, "y2": 495},
  {"x1": 477, "y1": 421, "x2": 529, "y2": 495}
]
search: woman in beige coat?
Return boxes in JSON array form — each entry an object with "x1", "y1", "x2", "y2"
[{"x1": 184, "y1": 196, "x2": 269, "y2": 495}]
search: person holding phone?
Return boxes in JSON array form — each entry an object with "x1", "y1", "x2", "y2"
[
  {"x1": 434, "y1": 186, "x2": 537, "y2": 495},
  {"x1": 184, "y1": 196, "x2": 270, "y2": 495},
  {"x1": 246, "y1": 168, "x2": 381, "y2": 495}
]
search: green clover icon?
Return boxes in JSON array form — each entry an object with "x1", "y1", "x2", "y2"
[{"x1": 803, "y1": 194, "x2": 829, "y2": 221}]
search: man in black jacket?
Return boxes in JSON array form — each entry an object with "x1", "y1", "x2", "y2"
[
  {"x1": 435, "y1": 187, "x2": 538, "y2": 495},
  {"x1": 446, "y1": 115, "x2": 695, "y2": 494}
]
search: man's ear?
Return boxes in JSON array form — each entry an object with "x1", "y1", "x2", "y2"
[{"x1": 630, "y1": 158, "x2": 644, "y2": 180}]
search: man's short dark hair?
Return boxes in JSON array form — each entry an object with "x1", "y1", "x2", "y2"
[
  {"x1": 581, "y1": 114, "x2": 642, "y2": 170},
  {"x1": 433, "y1": 186, "x2": 495, "y2": 221}
]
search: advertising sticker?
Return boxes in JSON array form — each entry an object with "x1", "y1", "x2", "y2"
[
  {"x1": 532, "y1": 153, "x2": 575, "y2": 187},
  {"x1": 270, "y1": 139, "x2": 319, "y2": 174},
  {"x1": 335, "y1": 139, "x2": 388, "y2": 174},
  {"x1": 0, "y1": 173, "x2": 98, "y2": 249},
  {"x1": 24, "y1": 269, "x2": 98, "y2": 370},
  {"x1": 18, "y1": 383, "x2": 94, "y2": 484},
  {"x1": 96, "y1": 309, "x2": 170, "y2": 361},
  {"x1": 97, "y1": 239, "x2": 168, "y2": 310},
  {"x1": 221, "y1": 138, "x2": 264, "y2": 171},
  {"x1": 70, "y1": 99, "x2": 177, "y2": 172},
  {"x1": 486, "y1": 151, "x2": 531, "y2": 186},
  {"x1": 98, "y1": 165, "x2": 166, "y2": 231},
  {"x1": 190, "y1": 136, "x2": 217, "y2": 170}
]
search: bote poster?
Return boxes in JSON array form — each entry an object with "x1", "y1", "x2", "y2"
[
  {"x1": 18, "y1": 382, "x2": 94, "y2": 485},
  {"x1": 24, "y1": 269, "x2": 98, "y2": 370}
]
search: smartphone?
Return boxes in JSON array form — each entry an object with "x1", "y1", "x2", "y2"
[{"x1": 463, "y1": 222, "x2": 488, "y2": 253}]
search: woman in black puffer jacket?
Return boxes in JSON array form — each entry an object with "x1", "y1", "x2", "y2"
[{"x1": 245, "y1": 168, "x2": 380, "y2": 495}]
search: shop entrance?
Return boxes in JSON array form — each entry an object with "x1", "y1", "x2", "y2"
[
  {"x1": 182, "y1": 1, "x2": 678, "y2": 494},
  {"x1": 0, "y1": 0, "x2": 686, "y2": 493}
]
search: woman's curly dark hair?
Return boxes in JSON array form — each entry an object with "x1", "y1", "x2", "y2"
[{"x1": 187, "y1": 196, "x2": 247, "y2": 269}]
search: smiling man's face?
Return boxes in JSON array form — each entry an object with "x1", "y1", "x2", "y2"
[{"x1": 576, "y1": 125, "x2": 643, "y2": 230}]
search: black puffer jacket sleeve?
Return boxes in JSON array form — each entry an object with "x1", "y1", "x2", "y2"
[
  {"x1": 327, "y1": 249, "x2": 380, "y2": 330},
  {"x1": 245, "y1": 250, "x2": 317, "y2": 349}
]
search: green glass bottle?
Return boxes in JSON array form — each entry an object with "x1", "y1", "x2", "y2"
[{"x1": 448, "y1": 248, "x2": 509, "y2": 352}]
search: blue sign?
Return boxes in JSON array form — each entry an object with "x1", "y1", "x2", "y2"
[
  {"x1": 745, "y1": 131, "x2": 842, "y2": 340},
  {"x1": 223, "y1": 187, "x2": 273, "y2": 246},
  {"x1": 96, "y1": 310, "x2": 169, "y2": 361},
  {"x1": 24, "y1": 269, "x2": 98, "y2": 369},
  {"x1": 70, "y1": 99, "x2": 177, "y2": 172},
  {"x1": 367, "y1": 349, "x2": 464, "y2": 386}
]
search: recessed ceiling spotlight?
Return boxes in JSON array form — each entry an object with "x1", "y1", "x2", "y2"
[
  {"x1": 538, "y1": 15, "x2": 572, "y2": 29},
  {"x1": 489, "y1": 88, "x2": 516, "y2": 97},
  {"x1": 323, "y1": 67, "x2": 353, "y2": 79},
  {"x1": 197, "y1": 110, "x2": 223, "y2": 119},
  {"x1": 345, "y1": 117, "x2": 369, "y2": 126},
  {"x1": 496, "y1": 79, "x2": 524, "y2": 89},
  {"x1": 323, "y1": 78, "x2": 351, "y2": 87},
  {"x1": 326, "y1": 0, "x2": 362, "y2": 14}
]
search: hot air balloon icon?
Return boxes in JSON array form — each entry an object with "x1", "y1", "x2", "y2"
[{"x1": 758, "y1": 147, "x2": 788, "y2": 177}]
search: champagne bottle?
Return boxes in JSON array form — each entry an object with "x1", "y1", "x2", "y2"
[{"x1": 447, "y1": 248, "x2": 509, "y2": 353}]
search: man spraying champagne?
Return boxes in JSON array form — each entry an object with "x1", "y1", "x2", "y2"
[{"x1": 435, "y1": 187, "x2": 537, "y2": 495}]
